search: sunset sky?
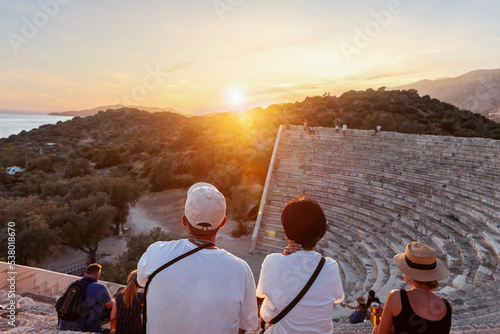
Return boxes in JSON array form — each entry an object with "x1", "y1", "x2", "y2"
[{"x1": 0, "y1": 0, "x2": 499, "y2": 115}]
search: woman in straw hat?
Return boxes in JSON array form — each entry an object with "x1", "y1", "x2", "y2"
[
  {"x1": 372, "y1": 242, "x2": 452, "y2": 334},
  {"x1": 342, "y1": 295, "x2": 367, "y2": 324}
]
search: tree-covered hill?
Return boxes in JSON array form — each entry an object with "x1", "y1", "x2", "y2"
[{"x1": 1, "y1": 88, "x2": 500, "y2": 266}]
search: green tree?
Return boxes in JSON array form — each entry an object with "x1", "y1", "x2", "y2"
[
  {"x1": 94, "y1": 149, "x2": 124, "y2": 169},
  {"x1": 0, "y1": 144, "x2": 25, "y2": 168},
  {"x1": 149, "y1": 157, "x2": 174, "y2": 192},
  {"x1": 64, "y1": 157, "x2": 91, "y2": 178},
  {"x1": 51, "y1": 192, "x2": 116, "y2": 263},
  {"x1": 0, "y1": 196, "x2": 58, "y2": 265},
  {"x1": 228, "y1": 186, "x2": 256, "y2": 237},
  {"x1": 100, "y1": 227, "x2": 181, "y2": 283},
  {"x1": 101, "y1": 177, "x2": 141, "y2": 235}
]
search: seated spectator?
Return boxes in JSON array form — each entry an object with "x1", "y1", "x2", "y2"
[
  {"x1": 111, "y1": 269, "x2": 143, "y2": 334},
  {"x1": 372, "y1": 125, "x2": 381, "y2": 136},
  {"x1": 137, "y1": 182, "x2": 257, "y2": 333},
  {"x1": 59, "y1": 263, "x2": 113, "y2": 333},
  {"x1": 372, "y1": 242, "x2": 452, "y2": 334},
  {"x1": 257, "y1": 196, "x2": 344, "y2": 333},
  {"x1": 110, "y1": 286, "x2": 125, "y2": 331},
  {"x1": 342, "y1": 295, "x2": 367, "y2": 324},
  {"x1": 367, "y1": 290, "x2": 381, "y2": 309},
  {"x1": 366, "y1": 289, "x2": 381, "y2": 320}
]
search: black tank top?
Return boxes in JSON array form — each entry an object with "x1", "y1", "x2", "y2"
[{"x1": 393, "y1": 289, "x2": 451, "y2": 334}]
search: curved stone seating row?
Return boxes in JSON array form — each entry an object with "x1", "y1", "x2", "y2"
[
  {"x1": 449, "y1": 277, "x2": 500, "y2": 327},
  {"x1": 296, "y1": 132, "x2": 500, "y2": 288},
  {"x1": 312, "y1": 126, "x2": 500, "y2": 163},
  {"x1": 263, "y1": 158, "x2": 472, "y2": 293},
  {"x1": 324, "y1": 167, "x2": 494, "y2": 286},
  {"x1": 296, "y1": 136, "x2": 500, "y2": 280},
  {"x1": 301, "y1": 140, "x2": 500, "y2": 206},
  {"x1": 254, "y1": 125, "x2": 500, "y2": 326},
  {"x1": 263, "y1": 179, "x2": 425, "y2": 298},
  {"x1": 287, "y1": 133, "x2": 500, "y2": 174},
  {"x1": 293, "y1": 131, "x2": 500, "y2": 190},
  {"x1": 260, "y1": 183, "x2": 397, "y2": 298}
]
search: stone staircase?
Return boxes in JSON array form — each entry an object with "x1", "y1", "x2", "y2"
[{"x1": 251, "y1": 125, "x2": 500, "y2": 331}]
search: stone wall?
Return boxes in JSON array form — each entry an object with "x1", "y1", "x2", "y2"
[{"x1": 0, "y1": 261, "x2": 123, "y2": 300}]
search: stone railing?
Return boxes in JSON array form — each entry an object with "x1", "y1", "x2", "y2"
[{"x1": 0, "y1": 261, "x2": 123, "y2": 300}]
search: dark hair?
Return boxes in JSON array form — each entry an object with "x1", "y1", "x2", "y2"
[
  {"x1": 281, "y1": 196, "x2": 327, "y2": 249},
  {"x1": 113, "y1": 286, "x2": 125, "y2": 298},
  {"x1": 85, "y1": 263, "x2": 102, "y2": 275},
  {"x1": 368, "y1": 290, "x2": 375, "y2": 298}
]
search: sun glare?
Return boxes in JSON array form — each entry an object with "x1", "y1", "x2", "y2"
[{"x1": 227, "y1": 87, "x2": 246, "y2": 108}]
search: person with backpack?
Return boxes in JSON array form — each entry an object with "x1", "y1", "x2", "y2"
[
  {"x1": 57, "y1": 263, "x2": 113, "y2": 333},
  {"x1": 256, "y1": 196, "x2": 345, "y2": 333},
  {"x1": 137, "y1": 182, "x2": 258, "y2": 333}
]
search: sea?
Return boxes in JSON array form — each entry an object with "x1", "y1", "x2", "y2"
[{"x1": 0, "y1": 111, "x2": 73, "y2": 139}]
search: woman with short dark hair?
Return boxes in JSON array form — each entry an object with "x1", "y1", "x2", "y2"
[
  {"x1": 372, "y1": 242, "x2": 452, "y2": 334},
  {"x1": 256, "y1": 196, "x2": 345, "y2": 333}
]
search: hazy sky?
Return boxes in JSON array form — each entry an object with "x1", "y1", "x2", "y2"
[{"x1": 1, "y1": 0, "x2": 499, "y2": 115}]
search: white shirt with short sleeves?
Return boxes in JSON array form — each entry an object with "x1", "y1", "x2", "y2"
[
  {"x1": 257, "y1": 251, "x2": 344, "y2": 334},
  {"x1": 137, "y1": 239, "x2": 258, "y2": 334}
]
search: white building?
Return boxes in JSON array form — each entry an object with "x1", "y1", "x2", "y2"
[{"x1": 6, "y1": 166, "x2": 22, "y2": 175}]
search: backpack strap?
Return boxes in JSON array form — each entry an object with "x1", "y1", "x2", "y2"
[
  {"x1": 260, "y1": 256, "x2": 325, "y2": 332},
  {"x1": 142, "y1": 242, "x2": 215, "y2": 333}
]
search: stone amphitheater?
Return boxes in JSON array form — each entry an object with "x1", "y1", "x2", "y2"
[
  {"x1": 2, "y1": 124, "x2": 500, "y2": 333},
  {"x1": 251, "y1": 125, "x2": 500, "y2": 333}
]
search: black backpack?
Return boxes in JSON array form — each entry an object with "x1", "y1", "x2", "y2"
[{"x1": 55, "y1": 278, "x2": 94, "y2": 321}]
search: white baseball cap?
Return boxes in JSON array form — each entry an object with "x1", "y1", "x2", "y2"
[{"x1": 185, "y1": 182, "x2": 226, "y2": 231}]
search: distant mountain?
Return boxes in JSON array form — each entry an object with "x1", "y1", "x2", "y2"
[
  {"x1": 49, "y1": 105, "x2": 180, "y2": 117},
  {"x1": 393, "y1": 69, "x2": 500, "y2": 119}
]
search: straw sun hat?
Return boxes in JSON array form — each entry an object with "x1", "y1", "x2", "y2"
[{"x1": 393, "y1": 242, "x2": 449, "y2": 282}]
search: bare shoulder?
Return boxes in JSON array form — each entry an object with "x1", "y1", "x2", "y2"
[
  {"x1": 385, "y1": 289, "x2": 403, "y2": 316},
  {"x1": 387, "y1": 289, "x2": 401, "y2": 302}
]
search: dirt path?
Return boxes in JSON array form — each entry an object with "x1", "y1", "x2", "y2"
[{"x1": 40, "y1": 189, "x2": 267, "y2": 281}]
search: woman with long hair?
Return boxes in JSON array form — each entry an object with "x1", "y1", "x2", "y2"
[
  {"x1": 111, "y1": 269, "x2": 144, "y2": 334},
  {"x1": 342, "y1": 295, "x2": 367, "y2": 324},
  {"x1": 372, "y1": 242, "x2": 452, "y2": 334}
]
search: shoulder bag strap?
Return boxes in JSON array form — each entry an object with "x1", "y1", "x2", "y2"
[
  {"x1": 142, "y1": 242, "x2": 215, "y2": 333},
  {"x1": 269, "y1": 256, "x2": 326, "y2": 325}
]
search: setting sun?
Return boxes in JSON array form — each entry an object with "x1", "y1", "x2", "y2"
[{"x1": 227, "y1": 87, "x2": 246, "y2": 108}]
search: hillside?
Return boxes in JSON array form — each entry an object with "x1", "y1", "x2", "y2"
[
  {"x1": 49, "y1": 105, "x2": 180, "y2": 117},
  {"x1": 3, "y1": 89, "x2": 500, "y2": 178},
  {"x1": 394, "y1": 68, "x2": 500, "y2": 119},
  {"x1": 2, "y1": 89, "x2": 500, "y2": 268}
]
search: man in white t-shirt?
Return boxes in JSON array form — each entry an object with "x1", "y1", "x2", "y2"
[
  {"x1": 257, "y1": 196, "x2": 344, "y2": 334},
  {"x1": 137, "y1": 182, "x2": 258, "y2": 334},
  {"x1": 342, "y1": 124, "x2": 347, "y2": 137}
]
